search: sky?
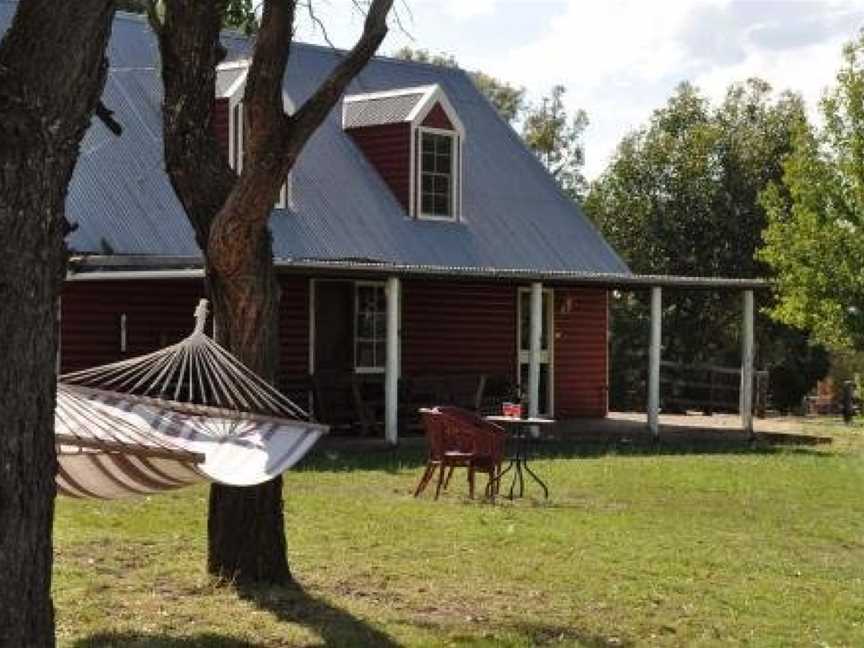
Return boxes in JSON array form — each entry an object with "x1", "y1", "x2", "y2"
[{"x1": 294, "y1": 0, "x2": 864, "y2": 179}]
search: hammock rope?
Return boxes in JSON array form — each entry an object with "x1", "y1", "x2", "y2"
[{"x1": 55, "y1": 299, "x2": 327, "y2": 499}]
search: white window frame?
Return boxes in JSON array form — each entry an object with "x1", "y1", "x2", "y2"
[
  {"x1": 354, "y1": 281, "x2": 387, "y2": 374},
  {"x1": 416, "y1": 126, "x2": 460, "y2": 222},
  {"x1": 515, "y1": 287, "x2": 555, "y2": 416},
  {"x1": 228, "y1": 99, "x2": 291, "y2": 210}
]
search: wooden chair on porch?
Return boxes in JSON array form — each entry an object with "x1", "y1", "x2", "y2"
[{"x1": 414, "y1": 407, "x2": 506, "y2": 500}]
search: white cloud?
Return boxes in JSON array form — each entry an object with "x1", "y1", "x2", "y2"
[
  {"x1": 292, "y1": 0, "x2": 864, "y2": 179},
  {"x1": 442, "y1": 0, "x2": 499, "y2": 20}
]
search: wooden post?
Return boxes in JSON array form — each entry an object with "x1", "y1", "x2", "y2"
[
  {"x1": 385, "y1": 276, "x2": 401, "y2": 446},
  {"x1": 528, "y1": 281, "x2": 543, "y2": 419},
  {"x1": 648, "y1": 286, "x2": 662, "y2": 438},
  {"x1": 740, "y1": 289, "x2": 755, "y2": 437}
]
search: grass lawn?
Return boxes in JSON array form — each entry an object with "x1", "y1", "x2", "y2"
[{"x1": 55, "y1": 419, "x2": 864, "y2": 647}]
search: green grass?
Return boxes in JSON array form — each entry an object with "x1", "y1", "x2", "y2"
[{"x1": 54, "y1": 420, "x2": 864, "y2": 647}]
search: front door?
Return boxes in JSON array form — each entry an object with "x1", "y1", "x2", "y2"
[
  {"x1": 314, "y1": 280, "x2": 354, "y2": 372},
  {"x1": 517, "y1": 288, "x2": 554, "y2": 416}
]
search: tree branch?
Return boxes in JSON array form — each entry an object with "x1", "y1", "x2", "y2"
[
  {"x1": 95, "y1": 100, "x2": 122, "y2": 136},
  {"x1": 152, "y1": 0, "x2": 234, "y2": 249},
  {"x1": 288, "y1": 0, "x2": 393, "y2": 150}
]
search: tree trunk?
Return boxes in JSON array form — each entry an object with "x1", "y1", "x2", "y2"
[
  {"x1": 206, "y1": 220, "x2": 290, "y2": 584},
  {"x1": 0, "y1": 2, "x2": 114, "y2": 644},
  {"x1": 151, "y1": 0, "x2": 392, "y2": 586}
]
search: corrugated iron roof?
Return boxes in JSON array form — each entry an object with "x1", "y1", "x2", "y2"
[
  {"x1": 0, "y1": 3, "x2": 631, "y2": 276},
  {"x1": 343, "y1": 89, "x2": 426, "y2": 128}
]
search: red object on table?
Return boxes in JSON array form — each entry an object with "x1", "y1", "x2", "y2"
[{"x1": 502, "y1": 402, "x2": 522, "y2": 418}]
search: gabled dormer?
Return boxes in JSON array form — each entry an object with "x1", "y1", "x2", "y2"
[
  {"x1": 343, "y1": 85, "x2": 465, "y2": 221},
  {"x1": 214, "y1": 60, "x2": 291, "y2": 210}
]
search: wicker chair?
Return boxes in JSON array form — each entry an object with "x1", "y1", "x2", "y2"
[{"x1": 414, "y1": 407, "x2": 506, "y2": 499}]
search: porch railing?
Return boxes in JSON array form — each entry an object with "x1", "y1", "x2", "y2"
[{"x1": 660, "y1": 361, "x2": 769, "y2": 417}]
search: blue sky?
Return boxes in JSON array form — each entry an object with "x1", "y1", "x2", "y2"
[{"x1": 295, "y1": 1, "x2": 864, "y2": 179}]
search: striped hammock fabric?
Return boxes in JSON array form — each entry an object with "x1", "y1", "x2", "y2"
[{"x1": 55, "y1": 300, "x2": 327, "y2": 499}]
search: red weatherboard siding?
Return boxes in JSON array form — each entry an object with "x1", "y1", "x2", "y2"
[
  {"x1": 553, "y1": 288, "x2": 609, "y2": 418},
  {"x1": 212, "y1": 97, "x2": 230, "y2": 156},
  {"x1": 60, "y1": 280, "x2": 206, "y2": 373},
  {"x1": 421, "y1": 102, "x2": 454, "y2": 130},
  {"x1": 403, "y1": 281, "x2": 517, "y2": 379},
  {"x1": 60, "y1": 277, "x2": 609, "y2": 419},
  {"x1": 347, "y1": 122, "x2": 411, "y2": 211},
  {"x1": 60, "y1": 277, "x2": 309, "y2": 380},
  {"x1": 278, "y1": 277, "x2": 309, "y2": 380}
]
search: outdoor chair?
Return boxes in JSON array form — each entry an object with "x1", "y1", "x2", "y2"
[{"x1": 414, "y1": 407, "x2": 506, "y2": 500}]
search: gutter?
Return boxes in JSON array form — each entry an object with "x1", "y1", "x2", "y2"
[{"x1": 66, "y1": 255, "x2": 771, "y2": 290}]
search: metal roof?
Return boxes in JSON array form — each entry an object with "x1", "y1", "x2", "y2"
[
  {"x1": 342, "y1": 89, "x2": 426, "y2": 128},
  {"x1": 0, "y1": 4, "x2": 631, "y2": 276}
]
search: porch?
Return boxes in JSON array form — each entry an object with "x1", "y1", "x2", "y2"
[
  {"x1": 63, "y1": 258, "x2": 770, "y2": 446},
  {"x1": 294, "y1": 265, "x2": 769, "y2": 445}
]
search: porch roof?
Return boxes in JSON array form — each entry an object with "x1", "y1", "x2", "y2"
[{"x1": 67, "y1": 255, "x2": 769, "y2": 290}]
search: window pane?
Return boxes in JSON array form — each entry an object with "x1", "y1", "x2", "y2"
[
  {"x1": 357, "y1": 311, "x2": 373, "y2": 338},
  {"x1": 422, "y1": 152, "x2": 435, "y2": 171},
  {"x1": 433, "y1": 194, "x2": 449, "y2": 216},
  {"x1": 421, "y1": 193, "x2": 434, "y2": 214},
  {"x1": 436, "y1": 151, "x2": 451, "y2": 172},
  {"x1": 356, "y1": 341, "x2": 375, "y2": 367},
  {"x1": 375, "y1": 340, "x2": 387, "y2": 368},
  {"x1": 435, "y1": 134, "x2": 451, "y2": 155},
  {"x1": 433, "y1": 174, "x2": 448, "y2": 194},
  {"x1": 422, "y1": 135, "x2": 435, "y2": 153},
  {"x1": 374, "y1": 311, "x2": 386, "y2": 337}
]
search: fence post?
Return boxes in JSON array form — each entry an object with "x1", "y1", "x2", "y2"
[
  {"x1": 740, "y1": 290, "x2": 755, "y2": 438},
  {"x1": 648, "y1": 286, "x2": 662, "y2": 438}
]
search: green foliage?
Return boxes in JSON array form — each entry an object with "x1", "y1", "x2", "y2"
[
  {"x1": 392, "y1": 46, "x2": 525, "y2": 124},
  {"x1": 522, "y1": 85, "x2": 589, "y2": 201},
  {"x1": 759, "y1": 32, "x2": 864, "y2": 350},
  {"x1": 587, "y1": 79, "x2": 828, "y2": 409}
]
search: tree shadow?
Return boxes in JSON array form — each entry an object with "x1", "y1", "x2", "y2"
[
  {"x1": 71, "y1": 632, "x2": 267, "y2": 647},
  {"x1": 299, "y1": 430, "x2": 837, "y2": 478},
  {"x1": 509, "y1": 622, "x2": 635, "y2": 647},
  {"x1": 236, "y1": 580, "x2": 401, "y2": 648}
]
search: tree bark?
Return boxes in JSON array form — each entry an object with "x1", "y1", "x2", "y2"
[
  {"x1": 151, "y1": 0, "x2": 392, "y2": 585},
  {"x1": 0, "y1": 2, "x2": 115, "y2": 645}
]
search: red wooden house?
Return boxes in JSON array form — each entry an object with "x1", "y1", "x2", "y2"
[{"x1": 42, "y1": 12, "x2": 764, "y2": 443}]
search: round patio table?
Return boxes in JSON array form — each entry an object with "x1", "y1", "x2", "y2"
[{"x1": 484, "y1": 416, "x2": 555, "y2": 500}]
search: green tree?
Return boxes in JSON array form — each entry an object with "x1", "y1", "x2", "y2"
[
  {"x1": 522, "y1": 85, "x2": 589, "y2": 201},
  {"x1": 760, "y1": 32, "x2": 864, "y2": 350},
  {"x1": 392, "y1": 46, "x2": 525, "y2": 124},
  {"x1": 586, "y1": 80, "x2": 828, "y2": 411}
]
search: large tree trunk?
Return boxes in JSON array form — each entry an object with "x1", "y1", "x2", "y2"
[
  {"x1": 0, "y1": 2, "x2": 114, "y2": 645},
  {"x1": 151, "y1": 0, "x2": 392, "y2": 585},
  {"x1": 206, "y1": 222, "x2": 289, "y2": 583}
]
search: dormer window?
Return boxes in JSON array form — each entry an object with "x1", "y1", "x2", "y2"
[
  {"x1": 343, "y1": 84, "x2": 465, "y2": 221},
  {"x1": 218, "y1": 60, "x2": 291, "y2": 210},
  {"x1": 419, "y1": 130, "x2": 456, "y2": 219}
]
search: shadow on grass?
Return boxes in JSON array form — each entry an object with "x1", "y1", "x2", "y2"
[
  {"x1": 299, "y1": 431, "x2": 837, "y2": 476},
  {"x1": 236, "y1": 581, "x2": 400, "y2": 648},
  {"x1": 71, "y1": 632, "x2": 266, "y2": 647},
  {"x1": 72, "y1": 583, "x2": 399, "y2": 648},
  {"x1": 510, "y1": 622, "x2": 635, "y2": 647}
]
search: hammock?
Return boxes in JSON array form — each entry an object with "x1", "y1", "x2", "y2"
[{"x1": 55, "y1": 300, "x2": 327, "y2": 499}]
